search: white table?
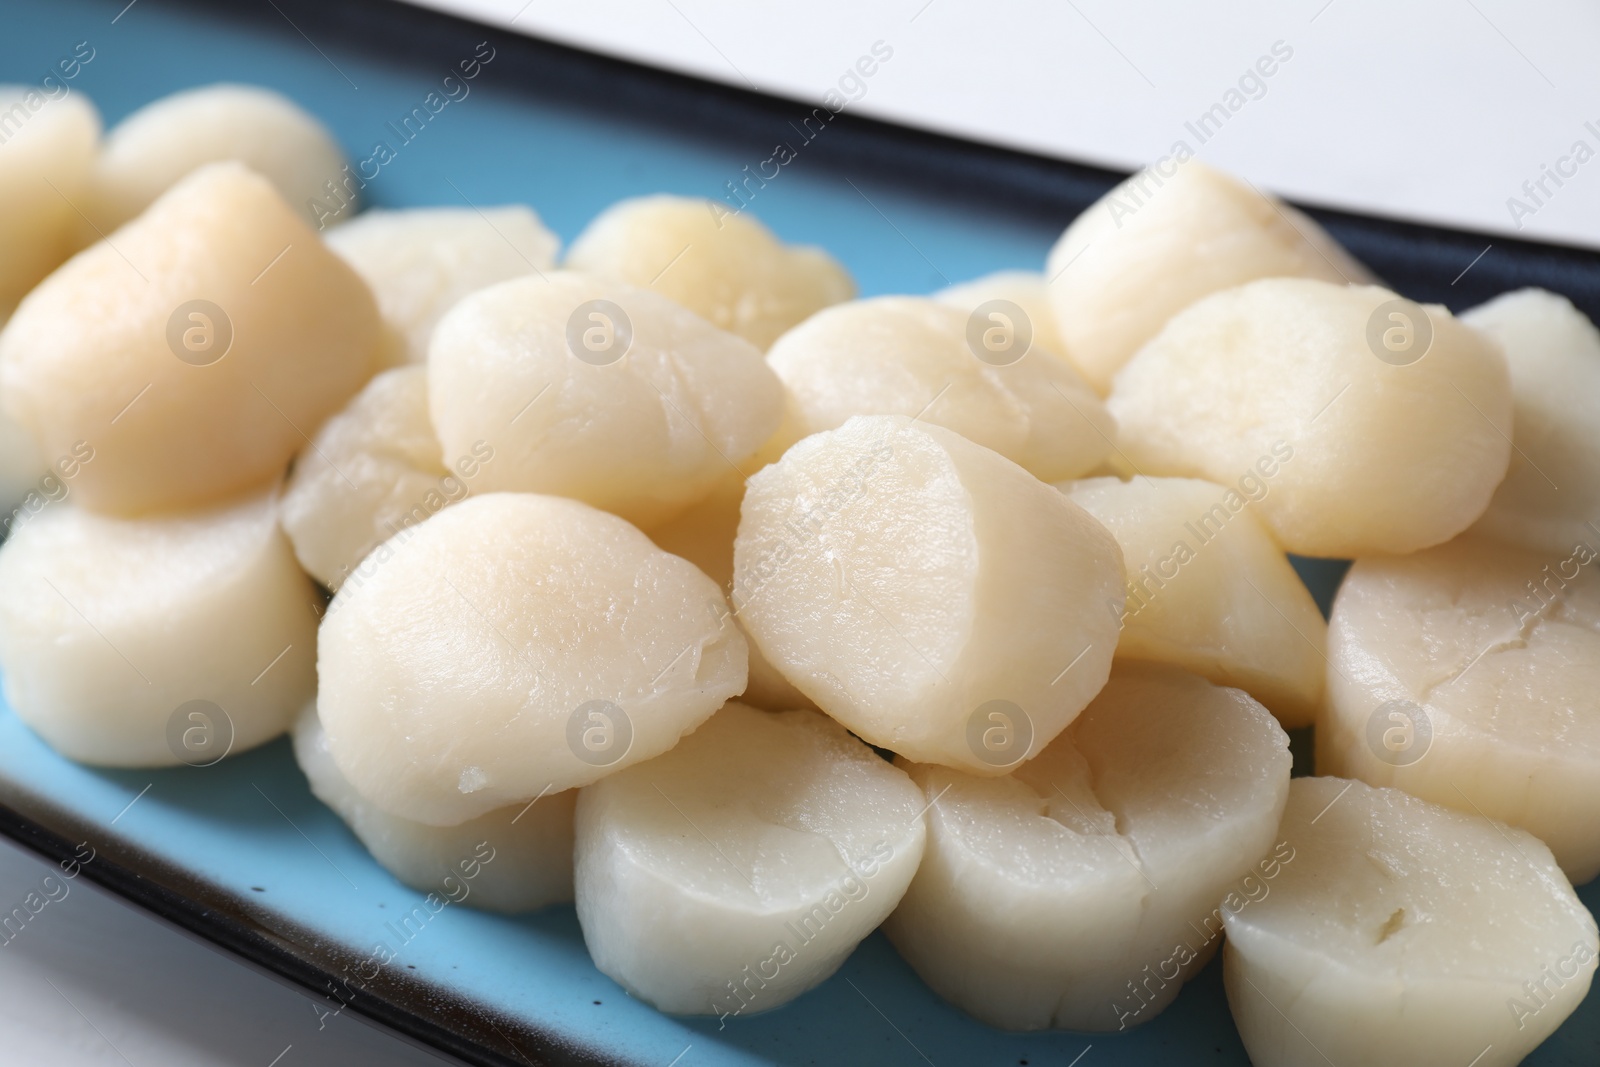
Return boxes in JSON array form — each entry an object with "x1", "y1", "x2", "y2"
[{"x1": 0, "y1": 836, "x2": 449, "y2": 1065}]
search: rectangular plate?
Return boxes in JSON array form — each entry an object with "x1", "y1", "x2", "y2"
[{"x1": 2, "y1": 2, "x2": 1598, "y2": 1065}]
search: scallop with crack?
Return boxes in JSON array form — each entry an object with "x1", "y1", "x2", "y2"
[
  {"x1": 1224, "y1": 777, "x2": 1597, "y2": 1067},
  {"x1": 885, "y1": 663, "x2": 1291, "y2": 1030}
]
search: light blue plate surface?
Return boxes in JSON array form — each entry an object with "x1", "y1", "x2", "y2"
[{"x1": 1, "y1": 2, "x2": 1596, "y2": 1065}]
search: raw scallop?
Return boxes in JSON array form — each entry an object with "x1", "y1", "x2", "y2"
[
  {"x1": 1046, "y1": 159, "x2": 1368, "y2": 393},
  {"x1": 0, "y1": 489, "x2": 317, "y2": 766},
  {"x1": 765, "y1": 296, "x2": 1113, "y2": 482},
  {"x1": 0, "y1": 162, "x2": 379, "y2": 515},
  {"x1": 294, "y1": 703, "x2": 575, "y2": 913},
  {"x1": 317, "y1": 493, "x2": 746, "y2": 826},
  {"x1": 648, "y1": 470, "x2": 815, "y2": 710},
  {"x1": 85, "y1": 84, "x2": 353, "y2": 233},
  {"x1": 327, "y1": 205, "x2": 559, "y2": 366},
  {"x1": 575, "y1": 702, "x2": 925, "y2": 1015},
  {"x1": 1224, "y1": 777, "x2": 1597, "y2": 1067},
  {"x1": 427, "y1": 271, "x2": 782, "y2": 529},
  {"x1": 1062, "y1": 475, "x2": 1325, "y2": 727},
  {"x1": 0, "y1": 86, "x2": 99, "y2": 312},
  {"x1": 279, "y1": 366, "x2": 467, "y2": 591},
  {"x1": 565, "y1": 195, "x2": 853, "y2": 349},
  {"x1": 733, "y1": 414, "x2": 1123, "y2": 772},
  {"x1": 936, "y1": 270, "x2": 1069, "y2": 366},
  {"x1": 885, "y1": 663, "x2": 1291, "y2": 1030},
  {"x1": 1319, "y1": 534, "x2": 1600, "y2": 883},
  {"x1": 1462, "y1": 288, "x2": 1600, "y2": 555},
  {"x1": 1108, "y1": 278, "x2": 1511, "y2": 557}
]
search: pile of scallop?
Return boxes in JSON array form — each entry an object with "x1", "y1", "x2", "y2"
[{"x1": 1, "y1": 82, "x2": 1597, "y2": 1067}]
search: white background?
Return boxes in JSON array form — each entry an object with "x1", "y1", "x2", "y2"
[
  {"x1": 6, "y1": 2, "x2": 1595, "y2": 1065},
  {"x1": 413, "y1": 0, "x2": 1600, "y2": 249}
]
